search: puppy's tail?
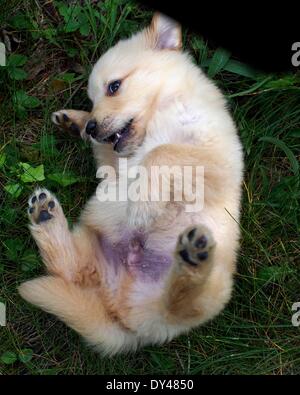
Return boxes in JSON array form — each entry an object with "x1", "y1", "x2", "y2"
[{"x1": 18, "y1": 276, "x2": 132, "y2": 355}]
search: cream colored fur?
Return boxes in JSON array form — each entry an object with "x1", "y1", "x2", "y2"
[{"x1": 19, "y1": 13, "x2": 244, "y2": 355}]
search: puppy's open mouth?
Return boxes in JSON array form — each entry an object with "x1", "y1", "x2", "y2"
[{"x1": 102, "y1": 119, "x2": 133, "y2": 152}]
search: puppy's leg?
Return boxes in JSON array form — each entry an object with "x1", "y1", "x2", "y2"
[
  {"x1": 21, "y1": 190, "x2": 134, "y2": 353},
  {"x1": 18, "y1": 275, "x2": 106, "y2": 342},
  {"x1": 51, "y1": 109, "x2": 90, "y2": 138},
  {"x1": 163, "y1": 224, "x2": 231, "y2": 324},
  {"x1": 27, "y1": 188, "x2": 99, "y2": 284},
  {"x1": 27, "y1": 187, "x2": 76, "y2": 280}
]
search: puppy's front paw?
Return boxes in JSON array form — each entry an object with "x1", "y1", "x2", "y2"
[
  {"x1": 28, "y1": 189, "x2": 59, "y2": 225},
  {"x1": 51, "y1": 110, "x2": 81, "y2": 136},
  {"x1": 176, "y1": 224, "x2": 216, "y2": 267}
]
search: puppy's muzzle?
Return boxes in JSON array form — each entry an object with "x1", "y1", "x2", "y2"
[{"x1": 85, "y1": 119, "x2": 133, "y2": 153}]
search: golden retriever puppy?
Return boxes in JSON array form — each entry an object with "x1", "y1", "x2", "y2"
[{"x1": 19, "y1": 13, "x2": 244, "y2": 355}]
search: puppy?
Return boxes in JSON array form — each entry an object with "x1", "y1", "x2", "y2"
[{"x1": 19, "y1": 13, "x2": 244, "y2": 355}]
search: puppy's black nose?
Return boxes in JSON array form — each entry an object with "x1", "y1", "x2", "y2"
[{"x1": 85, "y1": 120, "x2": 97, "y2": 137}]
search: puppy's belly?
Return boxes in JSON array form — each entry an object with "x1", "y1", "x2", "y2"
[{"x1": 99, "y1": 230, "x2": 172, "y2": 281}]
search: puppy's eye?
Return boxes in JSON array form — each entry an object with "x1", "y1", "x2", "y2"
[{"x1": 107, "y1": 80, "x2": 121, "y2": 96}]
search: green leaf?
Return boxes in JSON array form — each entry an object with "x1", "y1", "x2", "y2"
[
  {"x1": 222, "y1": 59, "x2": 263, "y2": 80},
  {"x1": 9, "y1": 14, "x2": 32, "y2": 30},
  {"x1": 20, "y1": 250, "x2": 40, "y2": 272},
  {"x1": 7, "y1": 54, "x2": 27, "y2": 67},
  {"x1": 48, "y1": 172, "x2": 81, "y2": 187},
  {"x1": 57, "y1": 72, "x2": 76, "y2": 83},
  {"x1": 19, "y1": 163, "x2": 45, "y2": 183},
  {"x1": 109, "y1": 3, "x2": 118, "y2": 31},
  {"x1": 4, "y1": 238, "x2": 23, "y2": 262},
  {"x1": 18, "y1": 349, "x2": 33, "y2": 363},
  {"x1": 80, "y1": 23, "x2": 90, "y2": 36},
  {"x1": 43, "y1": 28, "x2": 57, "y2": 41},
  {"x1": 265, "y1": 75, "x2": 298, "y2": 89},
  {"x1": 202, "y1": 55, "x2": 264, "y2": 80},
  {"x1": 0, "y1": 152, "x2": 6, "y2": 168},
  {"x1": 64, "y1": 19, "x2": 80, "y2": 33},
  {"x1": 14, "y1": 90, "x2": 41, "y2": 109},
  {"x1": 207, "y1": 48, "x2": 231, "y2": 78},
  {"x1": 259, "y1": 136, "x2": 299, "y2": 176},
  {"x1": 57, "y1": 3, "x2": 69, "y2": 18},
  {"x1": 23, "y1": 95, "x2": 41, "y2": 108},
  {"x1": 8, "y1": 68, "x2": 28, "y2": 80},
  {"x1": 4, "y1": 183, "x2": 23, "y2": 198},
  {"x1": 1, "y1": 351, "x2": 17, "y2": 365},
  {"x1": 58, "y1": 3, "x2": 81, "y2": 19}
]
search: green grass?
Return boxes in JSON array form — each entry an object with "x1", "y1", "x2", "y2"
[{"x1": 0, "y1": 0, "x2": 299, "y2": 375}]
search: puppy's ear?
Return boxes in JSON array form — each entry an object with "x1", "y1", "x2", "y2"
[{"x1": 148, "y1": 13, "x2": 182, "y2": 50}]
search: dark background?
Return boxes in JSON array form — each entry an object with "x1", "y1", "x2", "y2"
[{"x1": 138, "y1": 1, "x2": 299, "y2": 73}]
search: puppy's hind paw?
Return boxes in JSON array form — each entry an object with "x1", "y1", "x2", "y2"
[
  {"x1": 28, "y1": 188, "x2": 60, "y2": 225},
  {"x1": 176, "y1": 224, "x2": 216, "y2": 268}
]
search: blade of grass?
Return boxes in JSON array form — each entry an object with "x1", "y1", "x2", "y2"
[{"x1": 258, "y1": 136, "x2": 299, "y2": 176}]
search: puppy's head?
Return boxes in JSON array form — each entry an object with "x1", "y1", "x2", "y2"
[{"x1": 86, "y1": 13, "x2": 182, "y2": 156}]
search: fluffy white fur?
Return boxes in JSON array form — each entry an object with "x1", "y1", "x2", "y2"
[{"x1": 19, "y1": 13, "x2": 244, "y2": 355}]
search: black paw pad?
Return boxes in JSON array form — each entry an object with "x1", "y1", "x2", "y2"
[
  {"x1": 28, "y1": 207, "x2": 35, "y2": 214},
  {"x1": 48, "y1": 201, "x2": 55, "y2": 209},
  {"x1": 179, "y1": 249, "x2": 197, "y2": 266},
  {"x1": 195, "y1": 235, "x2": 207, "y2": 249},
  {"x1": 37, "y1": 210, "x2": 53, "y2": 223},
  {"x1": 63, "y1": 113, "x2": 69, "y2": 122},
  {"x1": 197, "y1": 252, "x2": 209, "y2": 261},
  {"x1": 39, "y1": 192, "x2": 47, "y2": 201},
  {"x1": 31, "y1": 196, "x2": 37, "y2": 204}
]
